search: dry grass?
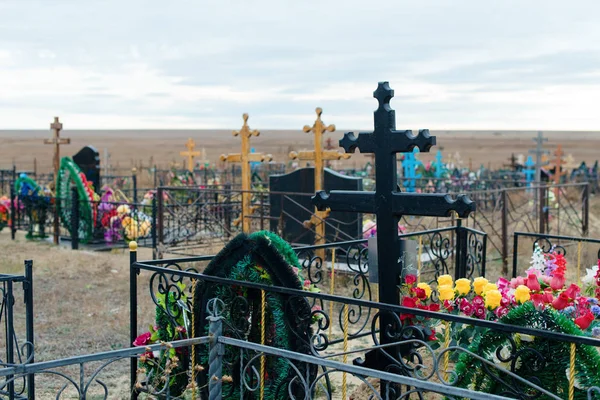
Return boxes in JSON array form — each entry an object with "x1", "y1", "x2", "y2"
[
  {"x1": 0, "y1": 230, "x2": 158, "y2": 397},
  {"x1": 1, "y1": 129, "x2": 599, "y2": 177}
]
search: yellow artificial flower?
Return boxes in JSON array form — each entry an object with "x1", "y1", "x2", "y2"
[
  {"x1": 121, "y1": 216, "x2": 132, "y2": 229},
  {"x1": 417, "y1": 282, "x2": 432, "y2": 298},
  {"x1": 485, "y1": 290, "x2": 502, "y2": 310},
  {"x1": 483, "y1": 283, "x2": 499, "y2": 294},
  {"x1": 514, "y1": 285, "x2": 531, "y2": 304},
  {"x1": 473, "y1": 277, "x2": 489, "y2": 295},
  {"x1": 437, "y1": 274, "x2": 453, "y2": 287},
  {"x1": 455, "y1": 278, "x2": 471, "y2": 296},
  {"x1": 438, "y1": 285, "x2": 455, "y2": 301}
]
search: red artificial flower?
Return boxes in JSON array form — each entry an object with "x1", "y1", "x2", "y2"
[
  {"x1": 443, "y1": 300, "x2": 454, "y2": 312},
  {"x1": 415, "y1": 287, "x2": 427, "y2": 299},
  {"x1": 564, "y1": 284, "x2": 581, "y2": 299},
  {"x1": 550, "y1": 272, "x2": 566, "y2": 291},
  {"x1": 552, "y1": 253, "x2": 567, "y2": 275},
  {"x1": 428, "y1": 303, "x2": 441, "y2": 312},
  {"x1": 526, "y1": 273, "x2": 541, "y2": 292},
  {"x1": 552, "y1": 292, "x2": 570, "y2": 310},
  {"x1": 428, "y1": 328, "x2": 437, "y2": 341},
  {"x1": 575, "y1": 310, "x2": 595, "y2": 330},
  {"x1": 133, "y1": 332, "x2": 152, "y2": 347},
  {"x1": 404, "y1": 274, "x2": 417, "y2": 285},
  {"x1": 402, "y1": 297, "x2": 418, "y2": 308}
]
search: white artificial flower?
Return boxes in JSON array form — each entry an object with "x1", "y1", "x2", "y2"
[{"x1": 582, "y1": 265, "x2": 599, "y2": 285}]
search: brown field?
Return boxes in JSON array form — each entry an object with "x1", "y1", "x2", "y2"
[{"x1": 0, "y1": 129, "x2": 598, "y2": 175}]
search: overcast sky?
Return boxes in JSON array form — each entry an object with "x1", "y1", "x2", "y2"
[{"x1": 1, "y1": 1, "x2": 600, "y2": 130}]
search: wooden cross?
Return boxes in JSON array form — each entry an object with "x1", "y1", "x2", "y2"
[
  {"x1": 312, "y1": 82, "x2": 475, "y2": 380},
  {"x1": 289, "y1": 108, "x2": 350, "y2": 249},
  {"x1": 180, "y1": 138, "x2": 201, "y2": 172},
  {"x1": 220, "y1": 113, "x2": 272, "y2": 233},
  {"x1": 44, "y1": 117, "x2": 70, "y2": 245},
  {"x1": 504, "y1": 153, "x2": 517, "y2": 171}
]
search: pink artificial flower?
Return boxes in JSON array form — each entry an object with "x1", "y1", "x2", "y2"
[
  {"x1": 472, "y1": 296, "x2": 485, "y2": 308},
  {"x1": 531, "y1": 294, "x2": 545, "y2": 309},
  {"x1": 550, "y1": 273, "x2": 566, "y2": 291},
  {"x1": 474, "y1": 307, "x2": 486, "y2": 319},
  {"x1": 497, "y1": 277, "x2": 509, "y2": 292},
  {"x1": 510, "y1": 276, "x2": 525, "y2": 289},
  {"x1": 495, "y1": 307, "x2": 509, "y2": 318},
  {"x1": 133, "y1": 332, "x2": 152, "y2": 347},
  {"x1": 526, "y1": 273, "x2": 541, "y2": 292},
  {"x1": 564, "y1": 284, "x2": 581, "y2": 299},
  {"x1": 542, "y1": 289, "x2": 554, "y2": 304},
  {"x1": 459, "y1": 298, "x2": 474, "y2": 316},
  {"x1": 541, "y1": 275, "x2": 552, "y2": 286}
]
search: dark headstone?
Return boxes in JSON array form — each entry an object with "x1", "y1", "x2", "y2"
[
  {"x1": 269, "y1": 167, "x2": 362, "y2": 245},
  {"x1": 73, "y1": 146, "x2": 100, "y2": 193}
]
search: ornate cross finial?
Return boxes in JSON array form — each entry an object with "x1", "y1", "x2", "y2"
[
  {"x1": 339, "y1": 82, "x2": 435, "y2": 155},
  {"x1": 234, "y1": 113, "x2": 260, "y2": 139}
]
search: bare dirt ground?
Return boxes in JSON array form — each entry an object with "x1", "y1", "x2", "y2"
[{"x1": 0, "y1": 130, "x2": 598, "y2": 176}]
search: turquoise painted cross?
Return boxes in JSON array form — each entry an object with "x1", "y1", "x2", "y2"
[
  {"x1": 250, "y1": 147, "x2": 260, "y2": 169},
  {"x1": 524, "y1": 156, "x2": 536, "y2": 187},
  {"x1": 433, "y1": 150, "x2": 445, "y2": 179},
  {"x1": 402, "y1": 147, "x2": 422, "y2": 192}
]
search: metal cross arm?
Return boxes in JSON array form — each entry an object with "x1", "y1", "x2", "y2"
[
  {"x1": 339, "y1": 128, "x2": 435, "y2": 155},
  {"x1": 313, "y1": 191, "x2": 474, "y2": 218},
  {"x1": 289, "y1": 150, "x2": 350, "y2": 161},
  {"x1": 44, "y1": 138, "x2": 70, "y2": 145}
]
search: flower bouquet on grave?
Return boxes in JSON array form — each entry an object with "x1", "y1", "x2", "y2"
[
  {"x1": 133, "y1": 282, "x2": 190, "y2": 396},
  {"x1": 398, "y1": 274, "x2": 440, "y2": 352},
  {"x1": 0, "y1": 196, "x2": 10, "y2": 232}
]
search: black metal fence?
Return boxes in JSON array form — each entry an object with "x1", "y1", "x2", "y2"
[
  {"x1": 0, "y1": 261, "x2": 35, "y2": 399},
  {"x1": 124, "y1": 250, "x2": 600, "y2": 399},
  {"x1": 512, "y1": 231, "x2": 600, "y2": 279}
]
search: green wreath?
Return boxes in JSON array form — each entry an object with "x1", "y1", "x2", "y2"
[
  {"x1": 453, "y1": 302, "x2": 600, "y2": 399},
  {"x1": 56, "y1": 157, "x2": 94, "y2": 242},
  {"x1": 193, "y1": 231, "x2": 316, "y2": 400}
]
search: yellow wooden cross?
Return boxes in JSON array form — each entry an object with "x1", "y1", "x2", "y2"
[
  {"x1": 44, "y1": 116, "x2": 70, "y2": 245},
  {"x1": 180, "y1": 138, "x2": 201, "y2": 172},
  {"x1": 290, "y1": 108, "x2": 350, "y2": 252},
  {"x1": 220, "y1": 113, "x2": 272, "y2": 233}
]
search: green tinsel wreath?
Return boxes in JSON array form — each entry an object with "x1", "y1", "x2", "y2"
[
  {"x1": 453, "y1": 302, "x2": 600, "y2": 399},
  {"x1": 193, "y1": 231, "x2": 315, "y2": 400}
]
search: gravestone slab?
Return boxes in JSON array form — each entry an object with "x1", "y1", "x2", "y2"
[
  {"x1": 269, "y1": 167, "x2": 362, "y2": 245},
  {"x1": 73, "y1": 146, "x2": 100, "y2": 193}
]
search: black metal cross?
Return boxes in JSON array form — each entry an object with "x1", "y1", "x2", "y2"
[{"x1": 312, "y1": 81, "x2": 475, "y2": 384}]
